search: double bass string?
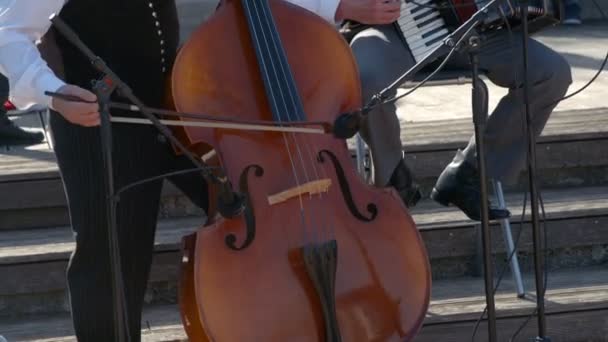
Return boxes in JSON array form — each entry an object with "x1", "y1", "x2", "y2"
[
  {"x1": 249, "y1": 0, "x2": 316, "y2": 244},
  {"x1": 256, "y1": 0, "x2": 332, "y2": 243},
  {"x1": 244, "y1": 0, "x2": 309, "y2": 248},
  {"x1": 166, "y1": 1, "x2": 433, "y2": 338},
  {"x1": 255, "y1": 0, "x2": 336, "y2": 244}
]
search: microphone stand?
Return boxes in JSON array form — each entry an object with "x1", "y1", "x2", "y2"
[
  {"x1": 95, "y1": 76, "x2": 130, "y2": 342},
  {"x1": 333, "y1": 0, "x2": 503, "y2": 139},
  {"x1": 332, "y1": 2, "x2": 507, "y2": 341},
  {"x1": 468, "y1": 33, "x2": 497, "y2": 342},
  {"x1": 519, "y1": 1, "x2": 550, "y2": 340}
]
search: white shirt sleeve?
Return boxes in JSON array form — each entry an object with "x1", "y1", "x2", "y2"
[
  {"x1": 0, "y1": 0, "x2": 66, "y2": 110},
  {"x1": 284, "y1": 0, "x2": 341, "y2": 25}
]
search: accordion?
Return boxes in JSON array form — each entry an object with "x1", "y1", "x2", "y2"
[{"x1": 395, "y1": 0, "x2": 563, "y2": 63}]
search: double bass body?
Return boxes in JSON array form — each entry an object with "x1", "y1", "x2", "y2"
[{"x1": 170, "y1": 0, "x2": 431, "y2": 340}]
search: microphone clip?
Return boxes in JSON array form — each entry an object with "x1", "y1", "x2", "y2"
[{"x1": 333, "y1": 109, "x2": 364, "y2": 139}]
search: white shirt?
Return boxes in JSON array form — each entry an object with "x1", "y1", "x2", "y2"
[{"x1": 0, "y1": 0, "x2": 340, "y2": 110}]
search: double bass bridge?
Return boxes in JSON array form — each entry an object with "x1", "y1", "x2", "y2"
[
  {"x1": 301, "y1": 240, "x2": 342, "y2": 342},
  {"x1": 267, "y1": 179, "x2": 332, "y2": 206}
]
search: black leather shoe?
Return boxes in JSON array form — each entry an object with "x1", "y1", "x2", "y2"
[
  {"x1": 430, "y1": 151, "x2": 510, "y2": 221},
  {"x1": 0, "y1": 112, "x2": 44, "y2": 146},
  {"x1": 389, "y1": 158, "x2": 422, "y2": 208}
]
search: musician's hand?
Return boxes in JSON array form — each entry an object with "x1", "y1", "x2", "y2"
[
  {"x1": 335, "y1": 0, "x2": 401, "y2": 25},
  {"x1": 51, "y1": 85, "x2": 101, "y2": 127}
]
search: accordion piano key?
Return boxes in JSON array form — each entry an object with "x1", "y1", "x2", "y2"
[{"x1": 394, "y1": 0, "x2": 562, "y2": 64}]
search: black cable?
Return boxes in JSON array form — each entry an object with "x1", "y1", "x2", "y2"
[
  {"x1": 509, "y1": 194, "x2": 549, "y2": 341},
  {"x1": 592, "y1": 0, "x2": 608, "y2": 19},
  {"x1": 407, "y1": 0, "x2": 553, "y2": 16},
  {"x1": 509, "y1": 193, "x2": 551, "y2": 341},
  {"x1": 502, "y1": 3, "x2": 552, "y2": 338},
  {"x1": 508, "y1": 1, "x2": 608, "y2": 339},
  {"x1": 509, "y1": 309, "x2": 535, "y2": 341},
  {"x1": 544, "y1": 0, "x2": 608, "y2": 108},
  {"x1": 364, "y1": 0, "x2": 514, "y2": 110},
  {"x1": 545, "y1": 49, "x2": 608, "y2": 108},
  {"x1": 112, "y1": 166, "x2": 221, "y2": 200},
  {"x1": 544, "y1": 0, "x2": 608, "y2": 109},
  {"x1": 469, "y1": 12, "x2": 525, "y2": 341},
  {"x1": 377, "y1": 0, "x2": 605, "y2": 339},
  {"x1": 362, "y1": 22, "x2": 478, "y2": 113},
  {"x1": 471, "y1": 192, "x2": 529, "y2": 341},
  {"x1": 367, "y1": 0, "x2": 608, "y2": 112}
]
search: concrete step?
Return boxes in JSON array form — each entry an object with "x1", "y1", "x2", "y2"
[
  {"x1": 1, "y1": 266, "x2": 606, "y2": 342},
  {"x1": 2, "y1": 107, "x2": 607, "y2": 230},
  {"x1": 379, "y1": 107, "x2": 608, "y2": 195},
  {"x1": 1, "y1": 186, "x2": 607, "y2": 317},
  {"x1": 417, "y1": 266, "x2": 608, "y2": 342},
  {"x1": 0, "y1": 305, "x2": 185, "y2": 342},
  {"x1": 580, "y1": 0, "x2": 608, "y2": 21},
  {"x1": 0, "y1": 216, "x2": 202, "y2": 318}
]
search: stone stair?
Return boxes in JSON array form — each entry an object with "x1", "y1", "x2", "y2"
[
  {"x1": 1, "y1": 109, "x2": 607, "y2": 341},
  {"x1": 2, "y1": 185, "x2": 608, "y2": 318},
  {"x1": 1, "y1": 267, "x2": 607, "y2": 341}
]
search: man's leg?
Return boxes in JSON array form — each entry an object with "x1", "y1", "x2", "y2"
[
  {"x1": 349, "y1": 24, "x2": 421, "y2": 207},
  {"x1": 51, "y1": 113, "x2": 171, "y2": 341},
  {"x1": 432, "y1": 33, "x2": 572, "y2": 220},
  {"x1": 0, "y1": 74, "x2": 44, "y2": 146}
]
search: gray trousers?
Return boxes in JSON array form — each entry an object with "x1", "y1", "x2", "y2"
[{"x1": 350, "y1": 25, "x2": 572, "y2": 186}]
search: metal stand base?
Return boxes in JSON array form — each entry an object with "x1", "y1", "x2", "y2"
[{"x1": 492, "y1": 180, "x2": 525, "y2": 298}]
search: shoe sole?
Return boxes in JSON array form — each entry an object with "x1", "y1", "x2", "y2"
[{"x1": 431, "y1": 188, "x2": 511, "y2": 221}]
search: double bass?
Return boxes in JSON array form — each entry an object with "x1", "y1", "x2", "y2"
[{"x1": 170, "y1": 0, "x2": 431, "y2": 340}]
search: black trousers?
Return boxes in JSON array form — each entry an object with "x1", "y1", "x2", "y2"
[
  {"x1": 50, "y1": 110, "x2": 208, "y2": 341},
  {"x1": 0, "y1": 75, "x2": 7, "y2": 119},
  {"x1": 0, "y1": 74, "x2": 7, "y2": 101}
]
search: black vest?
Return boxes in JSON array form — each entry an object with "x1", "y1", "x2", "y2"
[{"x1": 53, "y1": 0, "x2": 180, "y2": 109}]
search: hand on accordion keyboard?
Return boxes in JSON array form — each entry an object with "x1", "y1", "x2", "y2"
[{"x1": 335, "y1": 0, "x2": 402, "y2": 25}]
